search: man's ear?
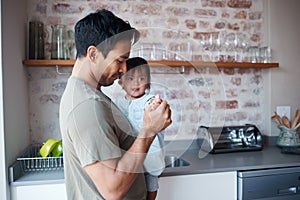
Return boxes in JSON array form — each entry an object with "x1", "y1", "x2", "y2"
[{"x1": 87, "y1": 46, "x2": 99, "y2": 62}]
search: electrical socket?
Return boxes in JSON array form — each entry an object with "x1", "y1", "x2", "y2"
[{"x1": 276, "y1": 106, "x2": 291, "y2": 120}]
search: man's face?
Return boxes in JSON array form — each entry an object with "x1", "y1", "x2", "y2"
[{"x1": 97, "y1": 40, "x2": 131, "y2": 87}]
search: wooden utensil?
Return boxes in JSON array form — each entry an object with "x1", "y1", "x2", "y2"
[
  {"x1": 271, "y1": 115, "x2": 281, "y2": 125},
  {"x1": 282, "y1": 116, "x2": 291, "y2": 128},
  {"x1": 291, "y1": 109, "x2": 300, "y2": 128},
  {"x1": 274, "y1": 112, "x2": 283, "y2": 125},
  {"x1": 294, "y1": 122, "x2": 300, "y2": 129}
]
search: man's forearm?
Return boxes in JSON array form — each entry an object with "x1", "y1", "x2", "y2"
[{"x1": 85, "y1": 129, "x2": 156, "y2": 200}]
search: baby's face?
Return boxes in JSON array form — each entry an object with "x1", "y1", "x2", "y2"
[{"x1": 121, "y1": 67, "x2": 149, "y2": 100}]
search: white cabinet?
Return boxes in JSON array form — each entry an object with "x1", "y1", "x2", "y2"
[
  {"x1": 10, "y1": 183, "x2": 67, "y2": 200},
  {"x1": 157, "y1": 171, "x2": 237, "y2": 200},
  {"x1": 10, "y1": 172, "x2": 236, "y2": 200}
]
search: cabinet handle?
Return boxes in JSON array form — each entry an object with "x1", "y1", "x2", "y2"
[{"x1": 277, "y1": 186, "x2": 297, "y2": 195}]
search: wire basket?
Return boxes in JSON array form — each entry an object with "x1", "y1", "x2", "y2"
[{"x1": 17, "y1": 144, "x2": 64, "y2": 172}]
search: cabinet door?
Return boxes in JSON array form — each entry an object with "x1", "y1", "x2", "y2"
[
  {"x1": 157, "y1": 171, "x2": 237, "y2": 200},
  {"x1": 11, "y1": 183, "x2": 66, "y2": 200}
]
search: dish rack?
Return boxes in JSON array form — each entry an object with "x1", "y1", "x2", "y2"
[{"x1": 17, "y1": 144, "x2": 64, "y2": 172}]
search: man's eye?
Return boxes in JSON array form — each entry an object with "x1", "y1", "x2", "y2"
[{"x1": 117, "y1": 59, "x2": 125, "y2": 64}]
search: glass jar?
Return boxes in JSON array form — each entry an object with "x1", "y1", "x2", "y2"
[{"x1": 51, "y1": 24, "x2": 70, "y2": 60}]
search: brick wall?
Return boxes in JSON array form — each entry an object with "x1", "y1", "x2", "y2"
[{"x1": 27, "y1": 0, "x2": 267, "y2": 142}]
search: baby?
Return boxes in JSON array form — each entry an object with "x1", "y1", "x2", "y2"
[{"x1": 115, "y1": 57, "x2": 165, "y2": 200}]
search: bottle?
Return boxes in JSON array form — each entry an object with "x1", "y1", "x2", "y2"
[{"x1": 29, "y1": 21, "x2": 45, "y2": 59}]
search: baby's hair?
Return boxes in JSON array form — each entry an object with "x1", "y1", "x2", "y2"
[
  {"x1": 126, "y1": 57, "x2": 150, "y2": 79},
  {"x1": 123, "y1": 57, "x2": 151, "y2": 89}
]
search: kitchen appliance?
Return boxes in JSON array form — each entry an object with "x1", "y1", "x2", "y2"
[
  {"x1": 238, "y1": 167, "x2": 300, "y2": 200},
  {"x1": 197, "y1": 124, "x2": 263, "y2": 154}
]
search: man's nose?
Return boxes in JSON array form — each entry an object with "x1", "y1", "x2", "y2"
[{"x1": 120, "y1": 62, "x2": 126, "y2": 73}]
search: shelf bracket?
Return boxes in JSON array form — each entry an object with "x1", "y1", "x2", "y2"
[{"x1": 56, "y1": 65, "x2": 71, "y2": 75}]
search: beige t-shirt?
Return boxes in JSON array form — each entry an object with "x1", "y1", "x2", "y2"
[{"x1": 59, "y1": 76, "x2": 147, "y2": 200}]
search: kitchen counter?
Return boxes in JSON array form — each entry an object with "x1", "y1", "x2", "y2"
[
  {"x1": 9, "y1": 141, "x2": 300, "y2": 186},
  {"x1": 162, "y1": 145, "x2": 300, "y2": 177},
  {"x1": 10, "y1": 170, "x2": 65, "y2": 186}
]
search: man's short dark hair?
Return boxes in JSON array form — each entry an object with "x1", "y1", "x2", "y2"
[{"x1": 74, "y1": 9, "x2": 140, "y2": 58}]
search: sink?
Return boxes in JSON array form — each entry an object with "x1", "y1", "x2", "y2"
[{"x1": 165, "y1": 155, "x2": 190, "y2": 168}]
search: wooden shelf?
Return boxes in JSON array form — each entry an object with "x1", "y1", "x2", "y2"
[
  {"x1": 23, "y1": 59, "x2": 75, "y2": 66},
  {"x1": 23, "y1": 59, "x2": 279, "y2": 68},
  {"x1": 149, "y1": 60, "x2": 279, "y2": 68}
]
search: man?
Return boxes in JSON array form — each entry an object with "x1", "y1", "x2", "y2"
[{"x1": 59, "y1": 9, "x2": 172, "y2": 200}]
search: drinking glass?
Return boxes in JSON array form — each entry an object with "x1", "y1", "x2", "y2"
[
  {"x1": 259, "y1": 46, "x2": 272, "y2": 63},
  {"x1": 224, "y1": 33, "x2": 236, "y2": 52},
  {"x1": 200, "y1": 33, "x2": 212, "y2": 51},
  {"x1": 247, "y1": 46, "x2": 260, "y2": 63}
]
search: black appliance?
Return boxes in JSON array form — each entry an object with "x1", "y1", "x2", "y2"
[
  {"x1": 197, "y1": 124, "x2": 263, "y2": 154},
  {"x1": 238, "y1": 167, "x2": 300, "y2": 200}
]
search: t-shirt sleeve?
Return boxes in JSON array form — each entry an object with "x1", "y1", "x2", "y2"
[{"x1": 68, "y1": 99, "x2": 123, "y2": 167}]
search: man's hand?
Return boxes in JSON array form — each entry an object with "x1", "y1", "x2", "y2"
[
  {"x1": 149, "y1": 94, "x2": 162, "y2": 110},
  {"x1": 142, "y1": 94, "x2": 172, "y2": 137}
]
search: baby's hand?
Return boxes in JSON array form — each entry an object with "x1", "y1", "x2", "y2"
[
  {"x1": 149, "y1": 94, "x2": 162, "y2": 110},
  {"x1": 143, "y1": 94, "x2": 172, "y2": 134}
]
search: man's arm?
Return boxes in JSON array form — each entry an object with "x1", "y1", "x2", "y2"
[{"x1": 84, "y1": 100, "x2": 172, "y2": 200}]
